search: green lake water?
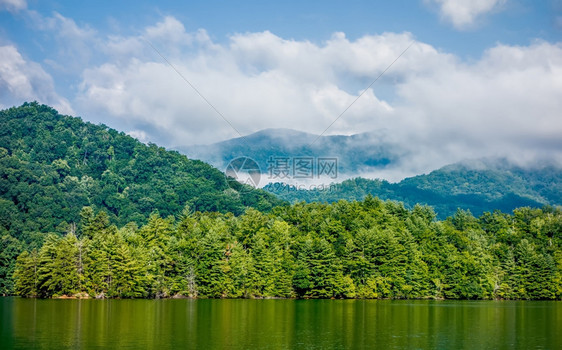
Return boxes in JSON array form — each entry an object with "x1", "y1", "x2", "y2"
[{"x1": 1, "y1": 298, "x2": 560, "y2": 349}]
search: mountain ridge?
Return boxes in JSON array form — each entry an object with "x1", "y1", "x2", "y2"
[
  {"x1": 265, "y1": 158, "x2": 562, "y2": 219},
  {"x1": 177, "y1": 128, "x2": 561, "y2": 218},
  {"x1": 178, "y1": 127, "x2": 401, "y2": 176},
  {"x1": 0, "y1": 102, "x2": 284, "y2": 238}
]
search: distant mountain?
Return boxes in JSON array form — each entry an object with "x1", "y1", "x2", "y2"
[
  {"x1": 178, "y1": 128, "x2": 561, "y2": 218},
  {"x1": 178, "y1": 128, "x2": 402, "y2": 178},
  {"x1": 0, "y1": 103, "x2": 284, "y2": 238},
  {"x1": 265, "y1": 159, "x2": 562, "y2": 219}
]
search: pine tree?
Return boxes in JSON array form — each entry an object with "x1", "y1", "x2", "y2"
[{"x1": 13, "y1": 249, "x2": 39, "y2": 297}]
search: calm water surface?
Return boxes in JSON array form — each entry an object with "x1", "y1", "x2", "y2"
[{"x1": 1, "y1": 298, "x2": 560, "y2": 349}]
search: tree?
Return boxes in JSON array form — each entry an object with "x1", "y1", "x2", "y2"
[
  {"x1": 36, "y1": 233, "x2": 80, "y2": 297},
  {"x1": 0, "y1": 233, "x2": 23, "y2": 294},
  {"x1": 13, "y1": 249, "x2": 39, "y2": 297}
]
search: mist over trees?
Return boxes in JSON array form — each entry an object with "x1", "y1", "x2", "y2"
[{"x1": 266, "y1": 164, "x2": 562, "y2": 220}]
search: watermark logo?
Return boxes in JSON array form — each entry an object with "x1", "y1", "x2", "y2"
[
  {"x1": 226, "y1": 156, "x2": 339, "y2": 191},
  {"x1": 267, "y1": 156, "x2": 338, "y2": 179},
  {"x1": 225, "y1": 157, "x2": 261, "y2": 190},
  {"x1": 264, "y1": 182, "x2": 340, "y2": 193}
]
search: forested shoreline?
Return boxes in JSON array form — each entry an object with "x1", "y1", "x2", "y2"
[
  {"x1": 1, "y1": 103, "x2": 561, "y2": 300},
  {"x1": 12, "y1": 198, "x2": 562, "y2": 300}
]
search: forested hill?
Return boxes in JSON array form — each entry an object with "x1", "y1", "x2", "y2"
[
  {"x1": 2, "y1": 103, "x2": 561, "y2": 300},
  {"x1": 266, "y1": 160, "x2": 562, "y2": 219},
  {"x1": 0, "y1": 102, "x2": 284, "y2": 236}
]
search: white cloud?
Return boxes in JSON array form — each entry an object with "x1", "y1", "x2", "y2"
[
  {"x1": 0, "y1": 2, "x2": 559, "y2": 178},
  {"x1": 24, "y1": 14, "x2": 557, "y2": 179},
  {"x1": 392, "y1": 40, "x2": 562, "y2": 174},
  {"x1": 0, "y1": 45, "x2": 73, "y2": 114},
  {"x1": 127, "y1": 130, "x2": 149, "y2": 143},
  {"x1": 30, "y1": 12, "x2": 99, "y2": 74},
  {"x1": 76, "y1": 24, "x2": 418, "y2": 147},
  {"x1": 426, "y1": 0, "x2": 506, "y2": 29},
  {"x1": 145, "y1": 16, "x2": 193, "y2": 45},
  {"x1": 0, "y1": 0, "x2": 26, "y2": 12}
]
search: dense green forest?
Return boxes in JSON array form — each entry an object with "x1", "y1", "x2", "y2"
[
  {"x1": 11, "y1": 199, "x2": 562, "y2": 300},
  {"x1": 265, "y1": 161, "x2": 562, "y2": 219},
  {"x1": 1, "y1": 103, "x2": 561, "y2": 299},
  {"x1": 0, "y1": 103, "x2": 282, "y2": 229},
  {"x1": 0, "y1": 103, "x2": 283, "y2": 294}
]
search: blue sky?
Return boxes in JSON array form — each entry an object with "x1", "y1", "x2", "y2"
[
  {"x1": 4, "y1": 1, "x2": 559, "y2": 53},
  {"x1": 1, "y1": 0, "x2": 561, "y2": 179}
]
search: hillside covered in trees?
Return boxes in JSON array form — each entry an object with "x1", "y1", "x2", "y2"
[
  {"x1": 266, "y1": 160, "x2": 562, "y2": 219},
  {"x1": 1, "y1": 103, "x2": 561, "y2": 299},
  {"x1": 0, "y1": 103, "x2": 284, "y2": 294},
  {"x1": 12, "y1": 199, "x2": 562, "y2": 300},
  {"x1": 0, "y1": 103, "x2": 283, "y2": 231}
]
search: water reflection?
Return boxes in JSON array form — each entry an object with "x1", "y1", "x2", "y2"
[{"x1": 1, "y1": 298, "x2": 560, "y2": 349}]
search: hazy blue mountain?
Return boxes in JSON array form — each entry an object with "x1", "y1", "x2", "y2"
[
  {"x1": 179, "y1": 129, "x2": 561, "y2": 218},
  {"x1": 265, "y1": 158, "x2": 562, "y2": 219},
  {"x1": 178, "y1": 128, "x2": 401, "y2": 176}
]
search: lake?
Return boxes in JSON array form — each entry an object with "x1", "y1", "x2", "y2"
[{"x1": 1, "y1": 298, "x2": 560, "y2": 349}]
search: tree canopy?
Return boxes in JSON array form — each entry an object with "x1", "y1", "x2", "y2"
[
  {"x1": 1, "y1": 103, "x2": 560, "y2": 299},
  {"x1": 12, "y1": 200, "x2": 562, "y2": 300},
  {"x1": 0, "y1": 102, "x2": 283, "y2": 234}
]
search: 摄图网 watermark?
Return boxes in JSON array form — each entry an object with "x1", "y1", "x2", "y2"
[{"x1": 225, "y1": 156, "x2": 338, "y2": 191}]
